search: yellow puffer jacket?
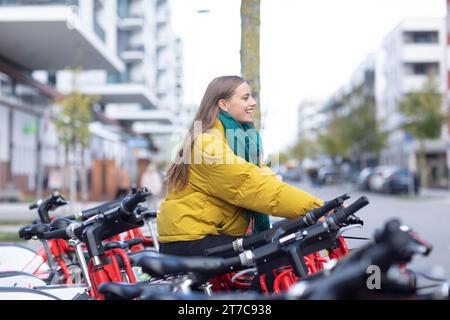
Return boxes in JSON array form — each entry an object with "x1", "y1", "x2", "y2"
[{"x1": 157, "y1": 120, "x2": 324, "y2": 242}]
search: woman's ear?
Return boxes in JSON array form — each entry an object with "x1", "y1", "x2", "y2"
[{"x1": 218, "y1": 99, "x2": 228, "y2": 112}]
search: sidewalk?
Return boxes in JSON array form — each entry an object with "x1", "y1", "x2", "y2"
[{"x1": 416, "y1": 187, "x2": 450, "y2": 204}]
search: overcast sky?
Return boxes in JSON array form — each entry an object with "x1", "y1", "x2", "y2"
[{"x1": 170, "y1": 0, "x2": 446, "y2": 156}]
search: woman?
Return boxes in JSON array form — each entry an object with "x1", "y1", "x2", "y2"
[{"x1": 157, "y1": 75, "x2": 323, "y2": 257}]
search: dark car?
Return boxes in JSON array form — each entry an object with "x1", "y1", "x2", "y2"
[
  {"x1": 317, "y1": 167, "x2": 338, "y2": 185},
  {"x1": 381, "y1": 168, "x2": 419, "y2": 194}
]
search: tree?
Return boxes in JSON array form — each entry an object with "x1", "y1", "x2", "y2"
[
  {"x1": 399, "y1": 75, "x2": 447, "y2": 188},
  {"x1": 340, "y1": 96, "x2": 388, "y2": 169},
  {"x1": 53, "y1": 72, "x2": 98, "y2": 205},
  {"x1": 317, "y1": 116, "x2": 349, "y2": 164},
  {"x1": 241, "y1": 0, "x2": 261, "y2": 128}
]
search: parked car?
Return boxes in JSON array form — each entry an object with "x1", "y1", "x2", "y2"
[
  {"x1": 381, "y1": 168, "x2": 419, "y2": 194},
  {"x1": 369, "y1": 165, "x2": 418, "y2": 194},
  {"x1": 281, "y1": 167, "x2": 302, "y2": 182},
  {"x1": 356, "y1": 167, "x2": 376, "y2": 191},
  {"x1": 317, "y1": 166, "x2": 339, "y2": 185},
  {"x1": 368, "y1": 166, "x2": 399, "y2": 192}
]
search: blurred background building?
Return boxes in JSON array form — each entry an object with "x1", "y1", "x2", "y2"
[
  {"x1": 378, "y1": 17, "x2": 448, "y2": 188},
  {"x1": 0, "y1": 0, "x2": 187, "y2": 201},
  {"x1": 305, "y1": 17, "x2": 450, "y2": 189}
]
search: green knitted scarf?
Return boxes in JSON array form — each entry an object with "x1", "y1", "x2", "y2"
[{"x1": 218, "y1": 110, "x2": 271, "y2": 234}]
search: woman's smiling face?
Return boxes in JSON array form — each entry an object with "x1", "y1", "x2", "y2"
[{"x1": 219, "y1": 82, "x2": 256, "y2": 124}]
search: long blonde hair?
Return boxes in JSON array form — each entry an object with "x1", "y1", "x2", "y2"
[{"x1": 166, "y1": 75, "x2": 246, "y2": 191}]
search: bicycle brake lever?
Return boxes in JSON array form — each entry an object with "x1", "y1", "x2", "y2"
[
  {"x1": 346, "y1": 214, "x2": 364, "y2": 226},
  {"x1": 337, "y1": 224, "x2": 363, "y2": 237}
]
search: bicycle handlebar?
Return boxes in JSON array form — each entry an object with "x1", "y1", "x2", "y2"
[
  {"x1": 28, "y1": 191, "x2": 68, "y2": 223},
  {"x1": 120, "y1": 187, "x2": 151, "y2": 216},
  {"x1": 66, "y1": 198, "x2": 123, "y2": 221},
  {"x1": 205, "y1": 193, "x2": 351, "y2": 256},
  {"x1": 41, "y1": 228, "x2": 70, "y2": 240},
  {"x1": 289, "y1": 219, "x2": 431, "y2": 300},
  {"x1": 326, "y1": 196, "x2": 369, "y2": 230}
]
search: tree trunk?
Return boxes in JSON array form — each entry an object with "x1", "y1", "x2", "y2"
[{"x1": 240, "y1": 0, "x2": 261, "y2": 129}]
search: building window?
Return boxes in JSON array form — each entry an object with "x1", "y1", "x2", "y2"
[
  {"x1": 403, "y1": 31, "x2": 439, "y2": 44},
  {"x1": 404, "y1": 62, "x2": 439, "y2": 76}
]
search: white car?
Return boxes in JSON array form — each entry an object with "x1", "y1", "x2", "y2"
[{"x1": 368, "y1": 165, "x2": 400, "y2": 192}]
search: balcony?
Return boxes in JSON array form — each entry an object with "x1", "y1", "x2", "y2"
[
  {"x1": 402, "y1": 44, "x2": 442, "y2": 63},
  {"x1": 132, "y1": 122, "x2": 185, "y2": 135},
  {"x1": 117, "y1": 16, "x2": 144, "y2": 31},
  {"x1": 78, "y1": 81, "x2": 158, "y2": 105},
  {"x1": 107, "y1": 109, "x2": 173, "y2": 124},
  {"x1": 0, "y1": 5, "x2": 124, "y2": 72},
  {"x1": 120, "y1": 44, "x2": 145, "y2": 62}
]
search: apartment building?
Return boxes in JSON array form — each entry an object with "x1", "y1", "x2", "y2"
[
  {"x1": 378, "y1": 17, "x2": 448, "y2": 188},
  {"x1": 0, "y1": 0, "x2": 184, "y2": 199}
]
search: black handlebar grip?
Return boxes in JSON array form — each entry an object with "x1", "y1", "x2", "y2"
[
  {"x1": 205, "y1": 242, "x2": 235, "y2": 256},
  {"x1": 18, "y1": 225, "x2": 33, "y2": 240},
  {"x1": 78, "y1": 198, "x2": 123, "y2": 221},
  {"x1": 344, "y1": 196, "x2": 369, "y2": 216},
  {"x1": 42, "y1": 228, "x2": 70, "y2": 240},
  {"x1": 328, "y1": 196, "x2": 369, "y2": 229},
  {"x1": 29, "y1": 202, "x2": 39, "y2": 210},
  {"x1": 121, "y1": 187, "x2": 151, "y2": 215},
  {"x1": 306, "y1": 193, "x2": 351, "y2": 224}
]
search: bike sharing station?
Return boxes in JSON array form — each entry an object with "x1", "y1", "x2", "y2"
[{"x1": 0, "y1": 188, "x2": 447, "y2": 301}]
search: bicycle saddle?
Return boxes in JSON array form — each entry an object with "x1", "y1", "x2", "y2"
[
  {"x1": 98, "y1": 282, "x2": 173, "y2": 300},
  {"x1": 129, "y1": 251, "x2": 227, "y2": 278},
  {"x1": 98, "y1": 282, "x2": 144, "y2": 300}
]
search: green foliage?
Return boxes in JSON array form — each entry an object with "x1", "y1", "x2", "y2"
[
  {"x1": 343, "y1": 99, "x2": 387, "y2": 158},
  {"x1": 317, "y1": 92, "x2": 387, "y2": 164},
  {"x1": 0, "y1": 232, "x2": 24, "y2": 242},
  {"x1": 54, "y1": 90, "x2": 98, "y2": 148},
  {"x1": 398, "y1": 75, "x2": 447, "y2": 188},
  {"x1": 278, "y1": 152, "x2": 289, "y2": 164},
  {"x1": 317, "y1": 117, "x2": 349, "y2": 161},
  {"x1": 399, "y1": 76, "x2": 446, "y2": 140}
]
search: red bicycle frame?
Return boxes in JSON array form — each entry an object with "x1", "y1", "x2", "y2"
[
  {"x1": 87, "y1": 248, "x2": 137, "y2": 299},
  {"x1": 210, "y1": 235, "x2": 351, "y2": 294},
  {"x1": 22, "y1": 238, "x2": 74, "y2": 283},
  {"x1": 270, "y1": 235, "x2": 350, "y2": 294}
]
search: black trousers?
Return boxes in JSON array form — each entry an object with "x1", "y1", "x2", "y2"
[
  {"x1": 159, "y1": 235, "x2": 275, "y2": 292},
  {"x1": 159, "y1": 235, "x2": 238, "y2": 257}
]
